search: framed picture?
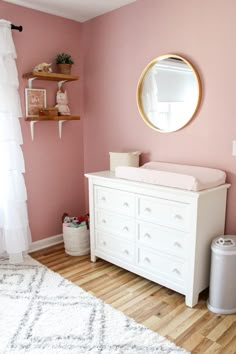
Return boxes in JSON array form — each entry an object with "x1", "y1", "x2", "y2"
[{"x1": 25, "y1": 88, "x2": 46, "y2": 117}]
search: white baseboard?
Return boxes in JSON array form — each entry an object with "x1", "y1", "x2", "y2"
[{"x1": 29, "y1": 234, "x2": 63, "y2": 253}]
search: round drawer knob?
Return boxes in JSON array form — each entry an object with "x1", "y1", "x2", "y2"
[
  {"x1": 144, "y1": 207, "x2": 151, "y2": 213},
  {"x1": 173, "y1": 214, "x2": 182, "y2": 220},
  {"x1": 144, "y1": 233, "x2": 151, "y2": 239},
  {"x1": 124, "y1": 249, "x2": 129, "y2": 255},
  {"x1": 172, "y1": 268, "x2": 181, "y2": 275},
  {"x1": 123, "y1": 226, "x2": 129, "y2": 232},
  {"x1": 174, "y1": 241, "x2": 182, "y2": 248},
  {"x1": 102, "y1": 219, "x2": 106, "y2": 224},
  {"x1": 144, "y1": 257, "x2": 151, "y2": 263},
  {"x1": 102, "y1": 241, "x2": 107, "y2": 246},
  {"x1": 101, "y1": 196, "x2": 106, "y2": 202},
  {"x1": 123, "y1": 202, "x2": 129, "y2": 208}
]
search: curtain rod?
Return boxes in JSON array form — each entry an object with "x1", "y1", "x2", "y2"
[{"x1": 11, "y1": 24, "x2": 23, "y2": 32}]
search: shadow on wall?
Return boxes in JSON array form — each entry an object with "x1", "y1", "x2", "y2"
[{"x1": 140, "y1": 152, "x2": 151, "y2": 165}]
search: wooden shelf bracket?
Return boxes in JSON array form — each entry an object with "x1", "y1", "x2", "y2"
[
  {"x1": 28, "y1": 77, "x2": 36, "y2": 89},
  {"x1": 29, "y1": 119, "x2": 70, "y2": 140},
  {"x1": 58, "y1": 80, "x2": 67, "y2": 89},
  {"x1": 58, "y1": 120, "x2": 66, "y2": 139},
  {"x1": 29, "y1": 120, "x2": 38, "y2": 140}
]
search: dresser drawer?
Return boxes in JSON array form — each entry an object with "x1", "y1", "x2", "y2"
[
  {"x1": 137, "y1": 196, "x2": 190, "y2": 231},
  {"x1": 138, "y1": 222, "x2": 187, "y2": 258},
  {"x1": 137, "y1": 247, "x2": 185, "y2": 285},
  {"x1": 95, "y1": 210, "x2": 135, "y2": 241},
  {"x1": 96, "y1": 231, "x2": 135, "y2": 263},
  {"x1": 95, "y1": 186, "x2": 135, "y2": 216}
]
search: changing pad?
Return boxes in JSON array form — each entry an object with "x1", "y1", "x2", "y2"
[{"x1": 115, "y1": 161, "x2": 226, "y2": 191}]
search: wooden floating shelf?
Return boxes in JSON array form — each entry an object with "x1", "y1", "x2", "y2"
[
  {"x1": 23, "y1": 71, "x2": 80, "y2": 140},
  {"x1": 25, "y1": 116, "x2": 80, "y2": 121},
  {"x1": 23, "y1": 72, "x2": 79, "y2": 82}
]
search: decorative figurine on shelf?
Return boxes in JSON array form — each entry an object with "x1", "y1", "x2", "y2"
[
  {"x1": 33, "y1": 62, "x2": 52, "y2": 73},
  {"x1": 55, "y1": 89, "x2": 70, "y2": 116}
]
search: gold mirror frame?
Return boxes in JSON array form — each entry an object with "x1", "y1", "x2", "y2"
[{"x1": 136, "y1": 54, "x2": 201, "y2": 133}]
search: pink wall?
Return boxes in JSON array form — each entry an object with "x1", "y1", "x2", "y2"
[
  {"x1": 1, "y1": 0, "x2": 236, "y2": 241},
  {"x1": 0, "y1": 1, "x2": 85, "y2": 241},
  {"x1": 82, "y1": 0, "x2": 236, "y2": 234}
]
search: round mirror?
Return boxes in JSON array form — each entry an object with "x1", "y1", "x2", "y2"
[{"x1": 137, "y1": 54, "x2": 201, "y2": 132}]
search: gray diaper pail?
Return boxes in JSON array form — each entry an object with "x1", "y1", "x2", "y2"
[{"x1": 207, "y1": 236, "x2": 236, "y2": 314}]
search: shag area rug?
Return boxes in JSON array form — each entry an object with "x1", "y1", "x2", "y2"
[{"x1": 0, "y1": 256, "x2": 190, "y2": 354}]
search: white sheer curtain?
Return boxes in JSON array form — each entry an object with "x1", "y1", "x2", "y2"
[{"x1": 0, "y1": 19, "x2": 31, "y2": 263}]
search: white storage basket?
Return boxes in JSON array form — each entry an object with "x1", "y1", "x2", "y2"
[
  {"x1": 63, "y1": 224, "x2": 90, "y2": 256},
  {"x1": 109, "y1": 151, "x2": 140, "y2": 171}
]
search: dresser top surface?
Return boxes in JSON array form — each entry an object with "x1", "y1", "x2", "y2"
[{"x1": 85, "y1": 170, "x2": 230, "y2": 197}]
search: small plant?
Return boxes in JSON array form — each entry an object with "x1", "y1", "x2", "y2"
[{"x1": 55, "y1": 53, "x2": 74, "y2": 65}]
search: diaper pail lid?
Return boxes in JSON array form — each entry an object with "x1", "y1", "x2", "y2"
[{"x1": 212, "y1": 236, "x2": 236, "y2": 255}]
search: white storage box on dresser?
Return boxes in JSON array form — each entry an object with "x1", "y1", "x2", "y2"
[{"x1": 85, "y1": 171, "x2": 230, "y2": 307}]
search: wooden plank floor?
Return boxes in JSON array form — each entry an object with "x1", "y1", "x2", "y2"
[{"x1": 31, "y1": 243, "x2": 236, "y2": 354}]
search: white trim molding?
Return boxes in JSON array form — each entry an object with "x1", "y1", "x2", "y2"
[{"x1": 29, "y1": 234, "x2": 63, "y2": 253}]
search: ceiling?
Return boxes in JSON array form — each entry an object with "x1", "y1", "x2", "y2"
[{"x1": 3, "y1": 0, "x2": 137, "y2": 22}]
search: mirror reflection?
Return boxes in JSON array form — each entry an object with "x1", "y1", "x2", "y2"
[{"x1": 137, "y1": 55, "x2": 201, "y2": 132}]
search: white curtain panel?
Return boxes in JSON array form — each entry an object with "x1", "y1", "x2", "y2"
[{"x1": 0, "y1": 19, "x2": 31, "y2": 263}]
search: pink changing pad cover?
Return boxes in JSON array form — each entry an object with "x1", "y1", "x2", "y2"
[{"x1": 115, "y1": 162, "x2": 226, "y2": 191}]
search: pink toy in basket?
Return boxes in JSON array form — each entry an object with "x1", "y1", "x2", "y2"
[{"x1": 55, "y1": 89, "x2": 70, "y2": 115}]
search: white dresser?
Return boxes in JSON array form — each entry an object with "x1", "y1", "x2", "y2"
[{"x1": 85, "y1": 171, "x2": 230, "y2": 307}]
